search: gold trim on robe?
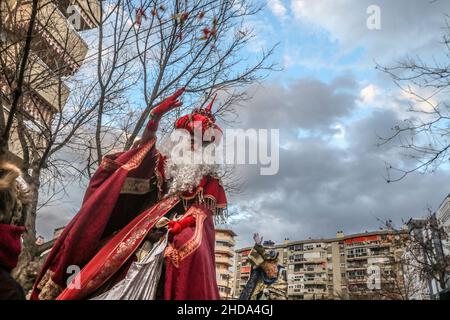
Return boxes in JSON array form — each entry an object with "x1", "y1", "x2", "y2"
[
  {"x1": 37, "y1": 270, "x2": 63, "y2": 300},
  {"x1": 120, "y1": 178, "x2": 151, "y2": 195},
  {"x1": 164, "y1": 206, "x2": 207, "y2": 268}
]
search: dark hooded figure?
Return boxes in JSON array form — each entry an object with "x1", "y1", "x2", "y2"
[{"x1": 0, "y1": 161, "x2": 29, "y2": 300}]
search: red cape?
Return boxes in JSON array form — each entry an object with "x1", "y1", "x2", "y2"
[
  {"x1": 32, "y1": 138, "x2": 227, "y2": 300},
  {"x1": 31, "y1": 140, "x2": 158, "y2": 300}
]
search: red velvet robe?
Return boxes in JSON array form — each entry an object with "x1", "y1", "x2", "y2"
[
  {"x1": 32, "y1": 139, "x2": 226, "y2": 300},
  {"x1": 164, "y1": 205, "x2": 220, "y2": 300}
]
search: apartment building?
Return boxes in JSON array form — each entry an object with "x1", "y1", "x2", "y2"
[
  {"x1": 342, "y1": 231, "x2": 404, "y2": 299},
  {"x1": 233, "y1": 230, "x2": 402, "y2": 300},
  {"x1": 405, "y1": 208, "x2": 450, "y2": 300},
  {"x1": 286, "y1": 239, "x2": 330, "y2": 299},
  {"x1": 437, "y1": 194, "x2": 450, "y2": 259},
  {"x1": 0, "y1": 0, "x2": 100, "y2": 160},
  {"x1": 215, "y1": 229, "x2": 237, "y2": 299}
]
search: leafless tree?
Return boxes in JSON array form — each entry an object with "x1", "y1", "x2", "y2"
[
  {"x1": 372, "y1": 229, "x2": 424, "y2": 300},
  {"x1": 0, "y1": 0, "x2": 113, "y2": 290},
  {"x1": 377, "y1": 21, "x2": 450, "y2": 182},
  {"x1": 0, "y1": 0, "x2": 39, "y2": 154},
  {"x1": 380, "y1": 214, "x2": 450, "y2": 299},
  {"x1": 1, "y1": 0, "x2": 276, "y2": 291},
  {"x1": 70, "y1": 0, "x2": 275, "y2": 224},
  {"x1": 73, "y1": 0, "x2": 276, "y2": 177}
]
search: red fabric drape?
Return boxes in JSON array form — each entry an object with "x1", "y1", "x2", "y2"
[
  {"x1": 0, "y1": 224, "x2": 25, "y2": 271},
  {"x1": 32, "y1": 138, "x2": 227, "y2": 300},
  {"x1": 57, "y1": 196, "x2": 180, "y2": 300},
  {"x1": 31, "y1": 140, "x2": 157, "y2": 300},
  {"x1": 164, "y1": 205, "x2": 220, "y2": 300}
]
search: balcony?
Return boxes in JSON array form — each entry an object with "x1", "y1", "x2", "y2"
[
  {"x1": 216, "y1": 234, "x2": 236, "y2": 246},
  {"x1": 1, "y1": 41, "x2": 69, "y2": 116},
  {"x1": 215, "y1": 245, "x2": 234, "y2": 257},
  {"x1": 346, "y1": 254, "x2": 368, "y2": 260},
  {"x1": 292, "y1": 267, "x2": 327, "y2": 274},
  {"x1": 303, "y1": 292, "x2": 328, "y2": 300},
  {"x1": 289, "y1": 257, "x2": 326, "y2": 264},
  {"x1": 5, "y1": 0, "x2": 89, "y2": 75},
  {"x1": 288, "y1": 289, "x2": 328, "y2": 299},
  {"x1": 215, "y1": 256, "x2": 233, "y2": 266},
  {"x1": 217, "y1": 279, "x2": 233, "y2": 288},
  {"x1": 2, "y1": 107, "x2": 49, "y2": 162},
  {"x1": 346, "y1": 264, "x2": 369, "y2": 270},
  {"x1": 347, "y1": 276, "x2": 367, "y2": 284},
  {"x1": 303, "y1": 279, "x2": 328, "y2": 285},
  {"x1": 56, "y1": 0, "x2": 101, "y2": 30}
]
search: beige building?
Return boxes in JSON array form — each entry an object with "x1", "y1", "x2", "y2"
[
  {"x1": 215, "y1": 229, "x2": 236, "y2": 299},
  {"x1": 234, "y1": 230, "x2": 403, "y2": 300},
  {"x1": 1, "y1": 0, "x2": 100, "y2": 161},
  {"x1": 437, "y1": 194, "x2": 450, "y2": 258}
]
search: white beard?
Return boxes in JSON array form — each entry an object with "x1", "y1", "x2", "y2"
[{"x1": 159, "y1": 136, "x2": 219, "y2": 196}]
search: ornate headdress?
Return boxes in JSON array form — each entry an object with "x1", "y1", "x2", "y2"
[{"x1": 174, "y1": 94, "x2": 222, "y2": 142}]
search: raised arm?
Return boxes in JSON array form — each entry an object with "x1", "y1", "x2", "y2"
[{"x1": 135, "y1": 88, "x2": 185, "y2": 148}]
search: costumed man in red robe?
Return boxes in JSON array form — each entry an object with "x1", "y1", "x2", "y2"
[{"x1": 31, "y1": 88, "x2": 227, "y2": 300}]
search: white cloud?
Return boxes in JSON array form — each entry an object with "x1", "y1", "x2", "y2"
[
  {"x1": 359, "y1": 84, "x2": 381, "y2": 105},
  {"x1": 357, "y1": 83, "x2": 442, "y2": 125},
  {"x1": 331, "y1": 123, "x2": 346, "y2": 140},
  {"x1": 290, "y1": 0, "x2": 450, "y2": 63},
  {"x1": 267, "y1": 0, "x2": 287, "y2": 19}
]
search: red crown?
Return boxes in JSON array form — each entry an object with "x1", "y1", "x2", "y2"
[{"x1": 174, "y1": 94, "x2": 222, "y2": 141}]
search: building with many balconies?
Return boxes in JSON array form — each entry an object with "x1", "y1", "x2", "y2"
[
  {"x1": 215, "y1": 229, "x2": 236, "y2": 299},
  {"x1": 437, "y1": 194, "x2": 450, "y2": 259},
  {"x1": 0, "y1": 0, "x2": 100, "y2": 161},
  {"x1": 404, "y1": 204, "x2": 450, "y2": 300},
  {"x1": 233, "y1": 230, "x2": 403, "y2": 300}
]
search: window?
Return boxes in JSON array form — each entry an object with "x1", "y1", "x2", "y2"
[
  {"x1": 220, "y1": 274, "x2": 230, "y2": 281},
  {"x1": 290, "y1": 244, "x2": 304, "y2": 251},
  {"x1": 216, "y1": 241, "x2": 231, "y2": 247}
]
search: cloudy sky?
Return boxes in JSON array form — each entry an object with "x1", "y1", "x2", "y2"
[
  {"x1": 223, "y1": 0, "x2": 450, "y2": 247},
  {"x1": 37, "y1": 0, "x2": 450, "y2": 248}
]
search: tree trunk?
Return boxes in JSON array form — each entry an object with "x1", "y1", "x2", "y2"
[
  {"x1": 12, "y1": 171, "x2": 42, "y2": 295},
  {"x1": 0, "y1": 0, "x2": 39, "y2": 153}
]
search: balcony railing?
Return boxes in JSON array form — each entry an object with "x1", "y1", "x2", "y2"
[
  {"x1": 292, "y1": 267, "x2": 327, "y2": 274},
  {"x1": 73, "y1": 0, "x2": 101, "y2": 29},
  {"x1": 53, "y1": 0, "x2": 101, "y2": 30},
  {"x1": 216, "y1": 234, "x2": 236, "y2": 246},
  {"x1": 215, "y1": 245, "x2": 234, "y2": 257},
  {"x1": 215, "y1": 256, "x2": 233, "y2": 266},
  {"x1": 1, "y1": 41, "x2": 69, "y2": 115},
  {"x1": 346, "y1": 264, "x2": 368, "y2": 270},
  {"x1": 8, "y1": 0, "x2": 89, "y2": 75},
  {"x1": 289, "y1": 257, "x2": 326, "y2": 264}
]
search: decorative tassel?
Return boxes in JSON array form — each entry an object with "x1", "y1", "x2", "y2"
[{"x1": 198, "y1": 188, "x2": 204, "y2": 203}]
